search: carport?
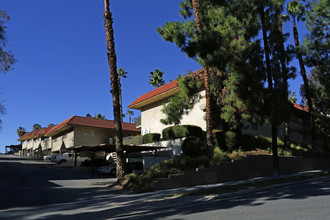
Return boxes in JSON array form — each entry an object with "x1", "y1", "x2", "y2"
[
  {"x1": 5, "y1": 144, "x2": 22, "y2": 154},
  {"x1": 69, "y1": 144, "x2": 165, "y2": 172}
]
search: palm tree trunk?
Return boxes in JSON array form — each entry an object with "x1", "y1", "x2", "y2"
[
  {"x1": 103, "y1": 0, "x2": 125, "y2": 182},
  {"x1": 276, "y1": 13, "x2": 290, "y2": 150},
  {"x1": 292, "y1": 18, "x2": 316, "y2": 153},
  {"x1": 118, "y1": 77, "x2": 123, "y2": 122},
  {"x1": 260, "y1": 7, "x2": 279, "y2": 177},
  {"x1": 192, "y1": 0, "x2": 213, "y2": 157}
]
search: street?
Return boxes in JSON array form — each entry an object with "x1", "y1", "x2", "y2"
[
  {"x1": 0, "y1": 154, "x2": 116, "y2": 210},
  {"x1": 0, "y1": 154, "x2": 330, "y2": 219}
]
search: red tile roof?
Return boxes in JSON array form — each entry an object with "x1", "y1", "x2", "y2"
[
  {"x1": 293, "y1": 102, "x2": 309, "y2": 112},
  {"x1": 128, "y1": 80, "x2": 179, "y2": 108},
  {"x1": 45, "y1": 116, "x2": 140, "y2": 136},
  {"x1": 128, "y1": 69, "x2": 204, "y2": 109},
  {"x1": 127, "y1": 69, "x2": 310, "y2": 115}
]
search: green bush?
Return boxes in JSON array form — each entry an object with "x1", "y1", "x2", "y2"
[
  {"x1": 211, "y1": 146, "x2": 230, "y2": 166},
  {"x1": 225, "y1": 131, "x2": 238, "y2": 152},
  {"x1": 213, "y1": 130, "x2": 226, "y2": 150},
  {"x1": 143, "y1": 133, "x2": 161, "y2": 144},
  {"x1": 162, "y1": 125, "x2": 203, "y2": 140},
  {"x1": 124, "y1": 154, "x2": 209, "y2": 192},
  {"x1": 240, "y1": 134, "x2": 273, "y2": 151},
  {"x1": 181, "y1": 137, "x2": 205, "y2": 157}
]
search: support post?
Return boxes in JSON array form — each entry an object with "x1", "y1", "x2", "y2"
[
  {"x1": 92, "y1": 151, "x2": 95, "y2": 173},
  {"x1": 74, "y1": 151, "x2": 77, "y2": 167}
]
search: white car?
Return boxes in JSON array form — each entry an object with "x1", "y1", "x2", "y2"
[
  {"x1": 43, "y1": 155, "x2": 52, "y2": 161},
  {"x1": 98, "y1": 165, "x2": 116, "y2": 175}
]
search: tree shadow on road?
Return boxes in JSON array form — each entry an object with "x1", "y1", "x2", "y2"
[{"x1": 1, "y1": 176, "x2": 329, "y2": 220}]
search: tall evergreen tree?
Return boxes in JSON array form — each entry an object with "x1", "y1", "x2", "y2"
[
  {"x1": 158, "y1": 0, "x2": 267, "y2": 152},
  {"x1": 0, "y1": 10, "x2": 16, "y2": 130},
  {"x1": 303, "y1": 0, "x2": 330, "y2": 153},
  {"x1": 287, "y1": 0, "x2": 316, "y2": 152},
  {"x1": 259, "y1": 1, "x2": 279, "y2": 177},
  {"x1": 0, "y1": 10, "x2": 16, "y2": 74},
  {"x1": 191, "y1": 0, "x2": 213, "y2": 157},
  {"x1": 103, "y1": 0, "x2": 125, "y2": 182}
]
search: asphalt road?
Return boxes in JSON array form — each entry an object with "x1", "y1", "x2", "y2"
[
  {"x1": 121, "y1": 175, "x2": 330, "y2": 220},
  {"x1": 1, "y1": 154, "x2": 329, "y2": 219},
  {"x1": 0, "y1": 154, "x2": 116, "y2": 210}
]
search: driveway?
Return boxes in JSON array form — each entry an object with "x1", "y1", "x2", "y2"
[{"x1": 0, "y1": 154, "x2": 116, "y2": 210}]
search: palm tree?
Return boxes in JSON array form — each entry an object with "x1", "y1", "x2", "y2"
[
  {"x1": 33, "y1": 123, "x2": 41, "y2": 130},
  {"x1": 259, "y1": 3, "x2": 279, "y2": 177},
  {"x1": 94, "y1": 113, "x2": 106, "y2": 120},
  {"x1": 17, "y1": 127, "x2": 26, "y2": 137},
  {"x1": 126, "y1": 110, "x2": 134, "y2": 123},
  {"x1": 148, "y1": 69, "x2": 165, "y2": 87},
  {"x1": 118, "y1": 67, "x2": 128, "y2": 122},
  {"x1": 287, "y1": 0, "x2": 316, "y2": 152},
  {"x1": 103, "y1": 0, "x2": 125, "y2": 182},
  {"x1": 192, "y1": 0, "x2": 213, "y2": 158}
]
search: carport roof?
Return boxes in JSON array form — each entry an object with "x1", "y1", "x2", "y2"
[{"x1": 68, "y1": 144, "x2": 165, "y2": 153}]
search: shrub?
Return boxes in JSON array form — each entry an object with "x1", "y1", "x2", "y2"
[
  {"x1": 181, "y1": 137, "x2": 205, "y2": 157},
  {"x1": 225, "y1": 131, "x2": 238, "y2": 152},
  {"x1": 240, "y1": 134, "x2": 273, "y2": 150},
  {"x1": 231, "y1": 148, "x2": 246, "y2": 160},
  {"x1": 162, "y1": 125, "x2": 203, "y2": 140},
  {"x1": 143, "y1": 133, "x2": 161, "y2": 144},
  {"x1": 124, "y1": 154, "x2": 209, "y2": 192},
  {"x1": 211, "y1": 146, "x2": 230, "y2": 166},
  {"x1": 213, "y1": 130, "x2": 226, "y2": 150}
]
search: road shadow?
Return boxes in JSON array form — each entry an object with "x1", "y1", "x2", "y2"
[{"x1": 1, "y1": 175, "x2": 329, "y2": 219}]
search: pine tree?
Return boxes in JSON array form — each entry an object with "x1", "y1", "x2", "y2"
[{"x1": 303, "y1": 0, "x2": 330, "y2": 153}]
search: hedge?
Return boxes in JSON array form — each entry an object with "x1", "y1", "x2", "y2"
[
  {"x1": 182, "y1": 137, "x2": 205, "y2": 157},
  {"x1": 162, "y1": 125, "x2": 203, "y2": 140},
  {"x1": 143, "y1": 133, "x2": 161, "y2": 144}
]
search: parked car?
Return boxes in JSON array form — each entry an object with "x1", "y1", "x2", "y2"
[
  {"x1": 81, "y1": 159, "x2": 108, "y2": 167},
  {"x1": 43, "y1": 155, "x2": 52, "y2": 161},
  {"x1": 50, "y1": 154, "x2": 59, "y2": 162},
  {"x1": 98, "y1": 165, "x2": 116, "y2": 175},
  {"x1": 54, "y1": 153, "x2": 89, "y2": 164},
  {"x1": 54, "y1": 153, "x2": 75, "y2": 164}
]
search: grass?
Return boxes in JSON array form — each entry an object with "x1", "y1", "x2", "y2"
[{"x1": 177, "y1": 171, "x2": 330, "y2": 196}]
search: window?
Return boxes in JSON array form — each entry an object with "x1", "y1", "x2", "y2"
[
  {"x1": 53, "y1": 138, "x2": 57, "y2": 142},
  {"x1": 63, "y1": 134, "x2": 67, "y2": 139}
]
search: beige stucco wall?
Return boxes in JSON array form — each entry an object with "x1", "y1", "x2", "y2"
[
  {"x1": 41, "y1": 137, "x2": 52, "y2": 151},
  {"x1": 33, "y1": 138, "x2": 41, "y2": 150},
  {"x1": 74, "y1": 126, "x2": 112, "y2": 147},
  {"x1": 22, "y1": 141, "x2": 28, "y2": 151},
  {"x1": 52, "y1": 131, "x2": 74, "y2": 152},
  {"x1": 26, "y1": 140, "x2": 33, "y2": 150},
  {"x1": 141, "y1": 91, "x2": 206, "y2": 135}
]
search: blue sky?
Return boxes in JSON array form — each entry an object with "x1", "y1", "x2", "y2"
[{"x1": 0, "y1": 0, "x2": 306, "y2": 153}]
